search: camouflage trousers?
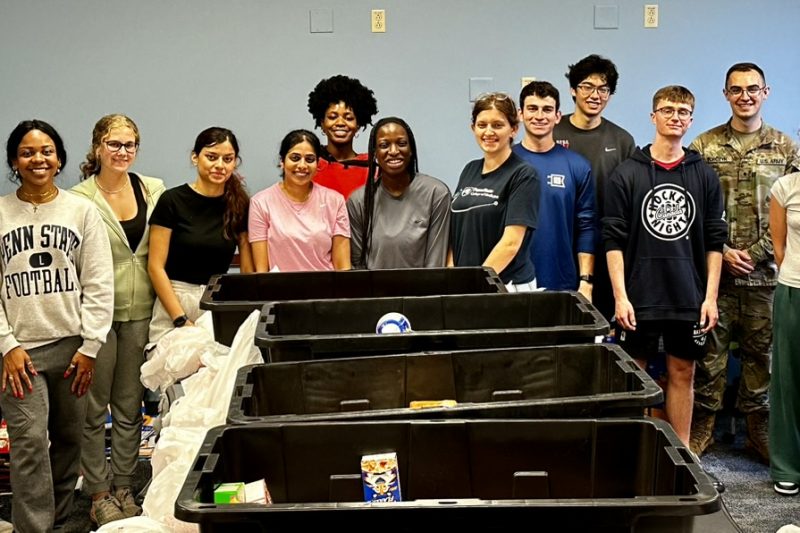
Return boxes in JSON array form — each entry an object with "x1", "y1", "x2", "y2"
[{"x1": 694, "y1": 284, "x2": 772, "y2": 413}]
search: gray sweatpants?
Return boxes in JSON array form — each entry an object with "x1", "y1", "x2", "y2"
[
  {"x1": 81, "y1": 319, "x2": 148, "y2": 495},
  {"x1": 0, "y1": 336, "x2": 86, "y2": 533}
]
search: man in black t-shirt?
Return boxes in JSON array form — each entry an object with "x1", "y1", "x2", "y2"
[{"x1": 554, "y1": 54, "x2": 636, "y2": 320}]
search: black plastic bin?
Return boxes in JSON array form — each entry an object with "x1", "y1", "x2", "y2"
[
  {"x1": 228, "y1": 343, "x2": 662, "y2": 423},
  {"x1": 256, "y1": 292, "x2": 609, "y2": 362},
  {"x1": 201, "y1": 268, "x2": 505, "y2": 346},
  {"x1": 175, "y1": 418, "x2": 720, "y2": 532}
]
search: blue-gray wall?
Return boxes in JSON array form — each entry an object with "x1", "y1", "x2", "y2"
[{"x1": 1, "y1": 0, "x2": 798, "y2": 195}]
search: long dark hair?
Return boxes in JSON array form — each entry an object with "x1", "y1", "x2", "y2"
[
  {"x1": 360, "y1": 117, "x2": 419, "y2": 266},
  {"x1": 192, "y1": 127, "x2": 249, "y2": 240}
]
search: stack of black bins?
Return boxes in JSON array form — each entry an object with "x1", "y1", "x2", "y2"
[
  {"x1": 200, "y1": 267, "x2": 506, "y2": 347},
  {"x1": 177, "y1": 268, "x2": 722, "y2": 532}
]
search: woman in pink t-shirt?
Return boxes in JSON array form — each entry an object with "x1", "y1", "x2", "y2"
[{"x1": 249, "y1": 130, "x2": 351, "y2": 272}]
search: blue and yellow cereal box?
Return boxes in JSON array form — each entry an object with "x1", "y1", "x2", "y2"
[{"x1": 361, "y1": 452, "x2": 402, "y2": 503}]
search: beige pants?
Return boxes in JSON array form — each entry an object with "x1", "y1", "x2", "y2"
[
  {"x1": 147, "y1": 280, "x2": 208, "y2": 347},
  {"x1": 505, "y1": 279, "x2": 539, "y2": 292}
]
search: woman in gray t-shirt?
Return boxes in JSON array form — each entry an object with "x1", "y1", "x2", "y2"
[{"x1": 347, "y1": 117, "x2": 451, "y2": 269}]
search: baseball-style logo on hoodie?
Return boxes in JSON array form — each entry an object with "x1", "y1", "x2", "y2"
[
  {"x1": 603, "y1": 145, "x2": 728, "y2": 322},
  {"x1": 642, "y1": 183, "x2": 696, "y2": 241}
]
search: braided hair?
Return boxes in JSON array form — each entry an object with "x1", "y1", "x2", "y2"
[{"x1": 359, "y1": 117, "x2": 419, "y2": 266}]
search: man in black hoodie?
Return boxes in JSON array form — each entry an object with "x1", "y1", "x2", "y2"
[{"x1": 604, "y1": 86, "x2": 728, "y2": 446}]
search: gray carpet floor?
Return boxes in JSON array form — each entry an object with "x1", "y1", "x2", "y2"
[{"x1": 701, "y1": 413, "x2": 798, "y2": 533}]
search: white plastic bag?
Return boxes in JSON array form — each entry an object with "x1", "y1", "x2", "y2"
[
  {"x1": 94, "y1": 515, "x2": 185, "y2": 532},
  {"x1": 149, "y1": 425, "x2": 207, "y2": 479},
  {"x1": 140, "y1": 313, "x2": 225, "y2": 392},
  {"x1": 142, "y1": 311, "x2": 264, "y2": 526}
]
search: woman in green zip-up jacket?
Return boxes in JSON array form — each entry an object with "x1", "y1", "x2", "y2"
[{"x1": 70, "y1": 114, "x2": 165, "y2": 527}]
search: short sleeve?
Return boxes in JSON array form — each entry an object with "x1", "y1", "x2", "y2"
[
  {"x1": 332, "y1": 192, "x2": 351, "y2": 238},
  {"x1": 148, "y1": 190, "x2": 176, "y2": 228},
  {"x1": 248, "y1": 193, "x2": 271, "y2": 243},
  {"x1": 504, "y1": 166, "x2": 539, "y2": 230},
  {"x1": 771, "y1": 177, "x2": 788, "y2": 207}
]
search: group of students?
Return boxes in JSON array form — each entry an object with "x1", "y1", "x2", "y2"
[
  {"x1": 0, "y1": 74, "x2": 533, "y2": 531},
  {"x1": 0, "y1": 54, "x2": 798, "y2": 531}
]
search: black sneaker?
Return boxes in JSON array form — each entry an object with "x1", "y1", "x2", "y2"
[{"x1": 773, "y1": 481, "x2": 799, "y2": 496}]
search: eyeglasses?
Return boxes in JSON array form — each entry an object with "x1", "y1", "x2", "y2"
[
  {"x1": 654, "y1": 107, "x2": 693, "y2": 120},
  {"x1": 725, "y1": 85, "x2": 765, "y2": 97},
  {"x1": 105, "y1": 141, "x2": 138, "y2": 153},
  {"x1": 576, "y1": 83, "x2": 611, "y2": 98}
]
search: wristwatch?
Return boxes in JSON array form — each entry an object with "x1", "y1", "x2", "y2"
[
  {"x1": 172, "y1": 314, "x2": 189, "y2": 328},
  {"x1": 579, "y1": 274, "x2": 594, "y2": 284}
]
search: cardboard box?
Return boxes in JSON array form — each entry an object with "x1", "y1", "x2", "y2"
[
  {"x1": 214, "y1": 482, "x2": 245, "y2": 504},
  {"x1": 245, "y1": 479, "x2": 273, "y2": 505},
  {"x1": 361, "y1": 452, "x2": 401, "y2": 503}
]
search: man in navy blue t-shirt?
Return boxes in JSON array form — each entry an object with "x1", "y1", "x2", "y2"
[{"x1": 513, "y1": 81, "x2": 595, "y2": 298}]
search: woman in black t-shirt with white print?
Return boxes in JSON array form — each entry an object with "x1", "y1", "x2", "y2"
[{"x1": 448, "y1": 92, "x2": 540, "y2": 290}]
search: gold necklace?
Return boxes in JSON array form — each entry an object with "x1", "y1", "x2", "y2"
[
  {"x1": 17, "y1": 187, "x2": 59, "y2": 212},
  {"x1": 95, "y1": 176, "x2": 129, "y2": 194}
]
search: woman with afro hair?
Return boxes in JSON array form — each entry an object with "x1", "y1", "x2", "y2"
[{"x1": 307, "y1": 75, "x2": 378, "y2": 199}]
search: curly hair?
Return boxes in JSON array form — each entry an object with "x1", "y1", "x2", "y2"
[
  {"x1": 80, "y1": 114, "x2": 140, "y2": 179},
  {"x1": 566, "y1": 54, "x2": 620, "y2": 94},
  {"x1": 192, "y1": 127, "x2": 250, "y2": 241},
  {"x1": 359, "y1": 117, "x2": 419, "y2": 267},
  {"x1": 307, "y1": 75, "x2": 378, "y2": 130}
]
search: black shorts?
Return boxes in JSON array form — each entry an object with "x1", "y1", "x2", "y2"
[{"x1": 616, "y1": 320, "x2": 707, "y2": 361}]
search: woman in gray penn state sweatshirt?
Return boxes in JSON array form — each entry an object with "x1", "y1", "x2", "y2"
[{"x1": 0, "y1": 119, "x2": 113, "y2": 532}]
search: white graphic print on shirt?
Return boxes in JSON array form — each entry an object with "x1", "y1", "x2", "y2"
[{"x1": 641, "y1": 183, "x2": 696, "y2": 241}]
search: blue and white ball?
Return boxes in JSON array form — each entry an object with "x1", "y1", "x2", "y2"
[{"x1": 375, "y1": 312, "x2": 412, "y2": 334}]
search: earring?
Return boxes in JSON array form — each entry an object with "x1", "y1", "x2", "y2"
[{"x1": 12, "y1": 168, "x2": 18, "y2": 179}]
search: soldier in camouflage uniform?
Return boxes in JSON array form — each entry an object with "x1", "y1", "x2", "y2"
[{"x1": 688, "y1": 62, "x2": 800, "y2": 462}]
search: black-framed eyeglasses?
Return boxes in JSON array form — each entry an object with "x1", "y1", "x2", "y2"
[
  {"x1": 576, "y1": 83, "x2": 611, "y2": 98},
  {"x1": 654, "y1": 107, "x2": 693, "y2": 120},
  {"x1": 725, "y1": 85, "x2": 765, "y2": 97},
  {"x1": 105, "y1": 141, "x2": 139, "y2": 153}
]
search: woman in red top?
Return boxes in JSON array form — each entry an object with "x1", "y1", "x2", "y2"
[{"x1": 307, "y1": 75, "x2": 378, "y2": 199}]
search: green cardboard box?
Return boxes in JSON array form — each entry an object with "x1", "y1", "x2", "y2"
[{"x1": 214, "y1": 482, "x2": 245, "y2": 504}]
